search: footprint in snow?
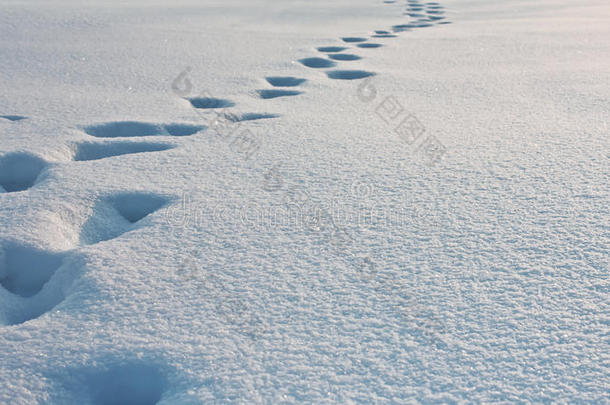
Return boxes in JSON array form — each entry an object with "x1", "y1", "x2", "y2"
[
  {"x1": 317, "y1": 46, "x2": 348, "y2": 53},
  {"x1": 0, "y1": 152, "x2": 47, "y2": 193},
  {"x1": 372, "y1": 33, "x2": 398, "y2": 38},
  {"x1": 299, "y1": 57, "x2": 336, "y2": 68},
  {"x1": 0, "y1": 240, "x2": 73, "y2": 326},
  {"x1": 341, "y1": 37, "x2": 368, "y2": 43},
  {"x1": 79, "y1": 192, "x2": 171, "y2": 245},
  {"x1": 187, "y1": 97, "x2": 235, "y2": 109},
  {"x1": 83, "y1": 121, "x2": 205, "y2": 138},
  {"x1": 327, "y1": 70, "x2": 375, "y2": 80},
  {"x1": 257, "y1": 89, "x2": 303, "y2": 99},
  {"x1": 357, "y1": 43, "x2": 383, "y2": 48},
  {"x1": 0, "y1": 242, "x2": 65, "y2": 299},
  {"x1": 265, "y1": 76, "x2": 307, "y2": 87},
  {"x1": 328, "y1": 53, "x2": 362, "y2": 61},
  {"x1": 71, "y1": 141, "x2": 175, "y2": 162},
  {"x1": 0, "y1": 115, "x2": 27, "y2": 122}
]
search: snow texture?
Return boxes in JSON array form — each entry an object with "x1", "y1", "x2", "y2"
[{"x1": 0, "y1": 0, "x2": 608, "y2": 403}]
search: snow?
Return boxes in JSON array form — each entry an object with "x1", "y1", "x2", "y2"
[{"x1": 0, "y1": 0, "x2": 608, "y2": 403}]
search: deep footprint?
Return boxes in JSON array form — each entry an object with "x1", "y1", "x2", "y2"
[
  {"x1": 327, "y1": 70, "x2": 375, "y2": 80},
  {"x1": 328, "y1": 54, "x2": 362, "y2": 61},
  {"x1": 265, "y1": 76, "x2": 307, "y2": 87},
  {"x1": 80, "y1": 192, "x2": 170, "y2": 245},
  {"x1": 299, "y1": 57, "x2": 336, "y2": 68},
  {"x1": 0, "y1": 115, "x2": 27, "y2": 121},
  {"x1": 357, "y1": 43, "x2": 383, "y2": 49},
  {"x1": 393, "y1": 24, "x2": 411, "y2": 32},
  {"x1": 84, "y1": 122, "x2": 205, "y2": 138},
  {"x1": 373, "y1": 34, "x2": 397, "y2": 38},
  {"x1": 257, "y1": 90, "x2": 303, "y2": 99},
  {"x1": 0, "y1": 242, "x2": 65, "y2": 298},
  {"x1": 111, "y1": 192, "x2": 169, "y2": 223},
  {"x1": 0, "y1": 152, "x2": 47, "y2": 192},
  {"x1": 187, "y1": 97, "x2": 235, "y2": 109},
  {"x1": 342, "y1": 37, "x2": 368, "y2": 43},
  {"x1": 163, "y1": 123, "x2": 206, "y2": 136},
  {"x1": 317, "y1": 46, "x2": 348, "y2": 53},
  {"x1": 73, "y1": 142, "x2": 175, "y2": 161}
]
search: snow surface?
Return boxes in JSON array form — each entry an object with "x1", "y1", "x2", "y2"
[{"x1": 0, "y1": 0, "x2": 608, "y2": 403}]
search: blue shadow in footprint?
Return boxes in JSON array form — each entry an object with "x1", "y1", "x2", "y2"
[
  {"x1": 299, "y1": 57, "x2": 336, "y2": 68},
  {"x1": 327, "y1": 70, "x2": 375, "y2": 80},
  {"x1": 328, "y1": 54, "x2": 362, "y2": 61},
  {"x1": 257, "y1": 90, "x2": 303, "y2": 99},
  {"x1": 265, "y1": 77, "x2": 307, "y2": 87}
]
